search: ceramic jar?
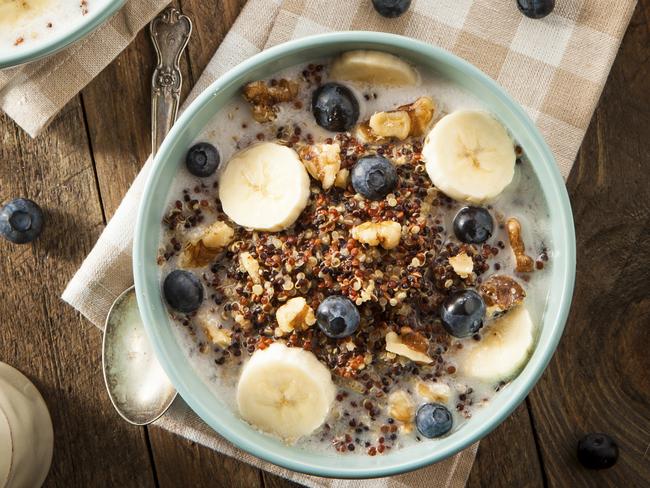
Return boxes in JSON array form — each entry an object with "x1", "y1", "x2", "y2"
[{"x1": 0, "y1": 362, "x2": 53, "y2": 488}]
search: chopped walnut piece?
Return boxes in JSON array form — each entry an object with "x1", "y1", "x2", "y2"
[
  {"x1": 356, "y1": 97, "x2": 436, "y2": 142},
  {"x1": 416, "y1": 380, "x2": 452, "y2": 403},
  {"x1": 506, "y1": 218, "x2": 535, "y2": 272},
  {"x1": 479, "y1": 274, "x2": 526, "y2": 317},
  {"x1": 298, "y1": 143, "x2": 341, "y2": 190},
  {"x1": 388, "y1": 390, "x2": 415, "y2": 423},
  {"x1": 275, "y1": 297, "x2": 316, "y2": 335},
  {"x1": 449, "y1": 252, "x2": 474, "y2": 278},
  {"x1": 239, "y1": 252, "x2": 261, "y2": 284},
  {"x1": 385, "y1": 328, "x2": 432, "y2": 364},
  {"x1": 351, "y1": 221, "x2": 401, "y2": 250},
  {"x1": 242, "y1": 79, "x2": 299, "y2": 123},
  {"x1": 369, "y1": 110, "x2": 411, "y2": 140},
  {"x1": 334, "y1": 168, "x2": 350, "y2": 189},
  {"x1": 354, "y1": 121, "x2": 380, "y2": 144},
  {"x1": 196, "y1": 312, "x2": 232, "y2": 349},
  {"x1": 397, "y1": 96, "x2": 436, "y2": 136},
  {"x1": 180, "y1": 221, "x2": 234, "y2": 268}
]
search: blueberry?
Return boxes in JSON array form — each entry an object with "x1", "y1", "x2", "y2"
[
  {"x1": 163, "y1": 270, "x2": 204, "y2": 313},
  {"x1": 415, "y1": 403, "x2": 453, "y2": 438},
  {"x1": 351, "y1": 156, "x2": 398, "y2": 200},
  {"x1": 372, "y1": 0, "x2": 411, "y2": 18},
  {"x1": 311, "y1": 83, "x2": 359, "y2": 132},
  {"x1": 453, "y1": 206, "x2": 494, "y2": 244},
  {"x1": 440, "y1": 290, "x2": 485, "y2": 338},
  {"x1": 577, "y1": 433, "x2": 619, "y2": 470},
  {"x1": 316, "y1": 295, "x2": 360, "y2": 339},
  {"x1": 0, "y1": 198, "x2": 44, "y2": 244},
  {"x1": 517, "y1": 0, "x2": 555, "y2": 19},
  {"x1": 186, "y1": 142, "x2": 220, "y2": 177}
]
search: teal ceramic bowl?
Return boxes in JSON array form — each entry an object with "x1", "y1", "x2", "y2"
[
  {"x1": 0, "y1": 0, "x2": 126, "y2": 69},
  {"x1": 134, "y1": 32, "x2": 576, "y2": 479}
]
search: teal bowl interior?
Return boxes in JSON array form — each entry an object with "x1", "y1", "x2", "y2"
[
  {"x1": 0, "y1": 0, "x2": 126, "y2": 69},
  {"x1": 134, "y1": 32, "x2": 576, "y2": 479}
]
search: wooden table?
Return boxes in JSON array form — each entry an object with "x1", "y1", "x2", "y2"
[{"x1": 1, "y1": 1, "x2": 648, "y2": 486}]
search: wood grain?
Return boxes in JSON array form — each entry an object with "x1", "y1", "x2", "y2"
[
  {"x1": 527, "y1": 1, "x2": 650, "y2": 486},
  {"x1": 466, "y1": 403, "x2": 544, "y2": 488},
  {"x1": 80, "y1": 1, "x2": 265, "y2": 486},
  {"x1": 0, "y1": 102, "x2": 155, "y2": 487}
]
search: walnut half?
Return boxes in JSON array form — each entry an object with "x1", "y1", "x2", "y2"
[
  {"x1": 180, "y1": 221, "x2": 234, "y2": 268},
  {"x1": 242, "y1": 79, "x2": 299, "y2": 123},
  {"x1": 357, "y1": 97, "x2": 436, "y2": 143}
]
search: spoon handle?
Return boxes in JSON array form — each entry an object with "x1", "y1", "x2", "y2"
[{"x1": 150, "y1": 7, "x2": 192, "y2": 158}]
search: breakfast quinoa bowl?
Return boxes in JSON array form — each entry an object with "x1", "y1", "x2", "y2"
[
  {"x1": 158, "y1": 52, "x2": 550, "y2": 451},
  {"x1": 134, "y1": 32, "x2": 575, "y2": 478}
]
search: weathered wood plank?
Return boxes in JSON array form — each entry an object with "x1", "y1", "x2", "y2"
[
  {"x1": 0, "y1": 102, "x2": 155, "y2": 487},
  {"x1": 466, "y1": 403, "x2": 544, "y2": 488},
  {"x1": 148, "y1": 426, "x2": 263, "y2": 488},
  {"x1": 79, "y1": 1, "x2": 263, "y2": 486},
  {"x1": 527, "y1": 1, "x2": 650, "y2": 487}
]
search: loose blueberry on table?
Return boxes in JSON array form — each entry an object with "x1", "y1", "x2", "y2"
[
  {"x1": 577, "y1": 433, "x2": 619, "y2": 470},
  {"x1": 0, "y1": 198, "x2": 44, "y2": 244},
  {"x1": 517, "y1": 0, "x2": 555, "y2": 19},
  {"x1": 372, "y1": 0, "x2": 411, "y2": 18}
]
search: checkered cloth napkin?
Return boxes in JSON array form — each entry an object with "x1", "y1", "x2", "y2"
[{"x1": 61, "y1": 0, "x2": 636, "y2": 487}]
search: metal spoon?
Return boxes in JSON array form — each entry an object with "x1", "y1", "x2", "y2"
[{"x1": 102, "y1": 7, "x2": 191, "y2": 425}]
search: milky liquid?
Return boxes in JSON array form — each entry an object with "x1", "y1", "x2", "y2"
[
  {"x1": 159, "y1": 59, "x2": 553, "y2": 452},
  {"x1": 0, "y1": 0, "x2": 111, "y2": 50}
]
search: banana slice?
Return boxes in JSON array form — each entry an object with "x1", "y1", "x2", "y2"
[
  {"x1": 236, "y1": 342, "x2": 336, "y2": 441},
  {"x1": 219, "y1": 143, "x2": 311, "y2": 231},
  {"x1": 330, "y1": 50, "x2": 419, "y2": 86},
  {"x1": 422, "y1": 111, "x2": 516, "y2": 203},
  {"x1": 461, "y1": 305, "x2": 535, "y2": 383}
]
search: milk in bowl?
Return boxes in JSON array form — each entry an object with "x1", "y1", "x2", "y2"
[{"x1": 0, "y1": 0, "x2": 112, "y2": 52}]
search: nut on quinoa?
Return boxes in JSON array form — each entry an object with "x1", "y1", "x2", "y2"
[
  {"x1": 351, "y1": 221, "x2": 401, "y2": 250},
  {"x1": 180, "y1": 221, "x2": 234, "y2": 268},
  {"x1": 449, "y1": 251, "x2": 473, "y2": 278},
  {"x1": 275, "y1": 297, "x2": 316, "y2": 335},
  {"x1": 369, "y1": 110, "x2": 411, "y2": 140},
  {"x1": 298, "y1": 143, "x2": 341, "y2": 190},
  {"x1": 385, "y1": 329, "x2": 432, "y2": 364}
]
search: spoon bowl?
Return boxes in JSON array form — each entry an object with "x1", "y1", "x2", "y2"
[{"x1": 102, "y1": 286, "x2": 177, "y2": 425}]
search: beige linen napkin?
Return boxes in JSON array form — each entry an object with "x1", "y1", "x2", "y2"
[
  {"x1": 63, "y1": 0, "x2": 637, "y2": 486},
  {"x1": 0, "y1": 0, "x2": 169, "y2": 138}
]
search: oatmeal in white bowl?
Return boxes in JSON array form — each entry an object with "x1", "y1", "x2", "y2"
[{"x1": 0, "y1": 0, "x2": 124, "y2": 68}]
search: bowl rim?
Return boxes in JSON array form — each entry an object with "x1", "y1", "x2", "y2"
[
  {"x1": 0, "y1": 0, "x2": 127, "y2": 69},
  {"x1": 134, "y1": 31, "x2": 576, "y2": 478}
]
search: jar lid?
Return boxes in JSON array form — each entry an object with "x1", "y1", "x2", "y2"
[{"x1": 0, "y1": 363, "x2": 53, "y2": 488}]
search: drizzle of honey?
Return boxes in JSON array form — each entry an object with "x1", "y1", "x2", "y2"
[{"x1": 0, "y1": 0, "x2": 51, "y2": 28}]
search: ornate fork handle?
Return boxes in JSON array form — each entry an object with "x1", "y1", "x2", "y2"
[{"x1": 150, "y1": 8, "x2": 192, "y2": 157}]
